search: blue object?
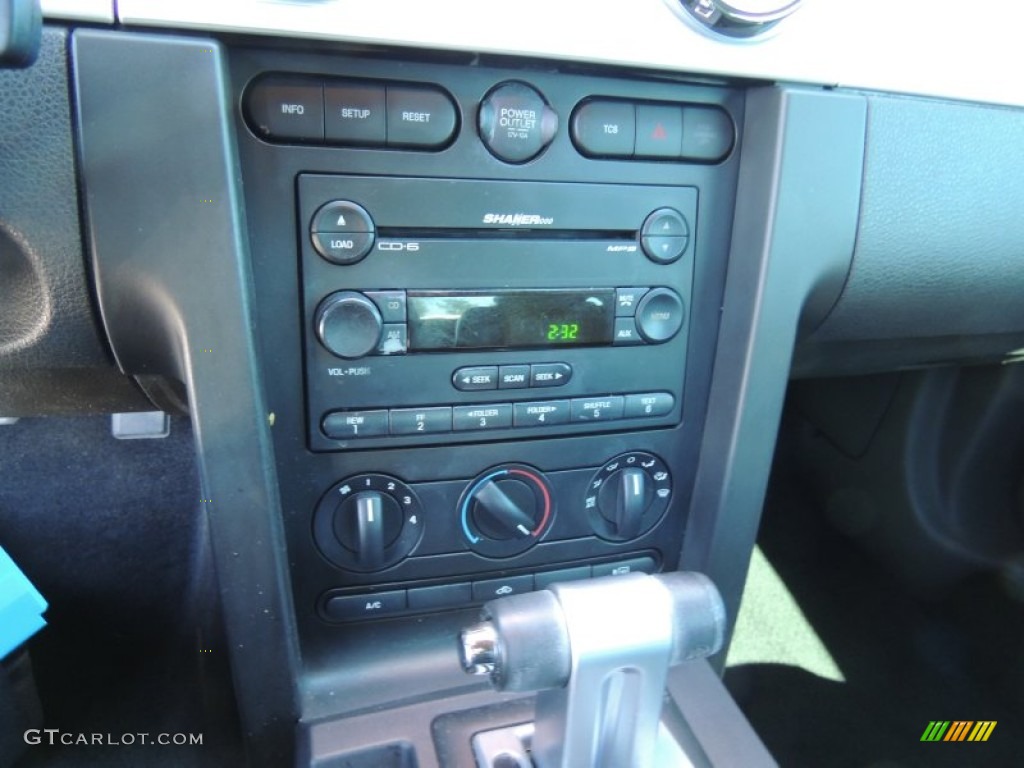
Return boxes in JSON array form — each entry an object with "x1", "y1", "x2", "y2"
[{"x1": 0, "y1": 546, "x2": 47, "y2": 658}]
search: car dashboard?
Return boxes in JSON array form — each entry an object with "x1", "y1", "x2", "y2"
[{"x1": 3, "y1": 2, "x2": 1024, "y2": 766}]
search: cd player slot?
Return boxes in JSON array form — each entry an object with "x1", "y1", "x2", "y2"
[{"x1": 375, "y1": 227, "x2": 636, "y2": 241}]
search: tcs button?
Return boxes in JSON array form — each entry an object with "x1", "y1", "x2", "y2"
[{"x1": 478, "y1": 81, "x2": 558, "y2": 163}]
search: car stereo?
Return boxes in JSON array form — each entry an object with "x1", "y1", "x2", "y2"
[{"x1": 299, "y1": 174, "x2": 697, "y2": 451}]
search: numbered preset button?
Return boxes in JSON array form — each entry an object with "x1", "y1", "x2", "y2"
[
  {"x1": 453, "y1": 404, "x2": 513, "y2": 431},
  {"x1": 390, "y1": 407, "x2": 452, "y2": 435},
  {"x1": 513, "y1": 400, "x2": 570, "y2": 427},
  {"x1": 322, "y1": 410, "x2": 389, "y2": 439},
  {"x1": 570, "y1": 396, "x2": 625, "y2": 423},
  {"x1": 624, "y1": 392, "x2": 675, "y2": 418}
]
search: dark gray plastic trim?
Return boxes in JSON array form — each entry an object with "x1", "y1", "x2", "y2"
[
  {"x1": 797, "y1": 93, "x2": 1024, "y2": 373},
  {"x1": 71, "y1": 30, "x2": 300, "y2": 765},
  {"x1": 682, "y1": 86, "x2": 866, "y2": 656}
]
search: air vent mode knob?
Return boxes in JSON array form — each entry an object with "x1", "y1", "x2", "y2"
[
  {"x1": 585, "y1": 452, "x2": 672, "y2": 541},
  {"x1": 677, "y1": 0, "x2": 803, "y2": 39}
]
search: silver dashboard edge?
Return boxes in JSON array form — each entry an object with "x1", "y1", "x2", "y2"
[{"x1": 74, "y1": 0, "x2": 1024, "y2": 108}]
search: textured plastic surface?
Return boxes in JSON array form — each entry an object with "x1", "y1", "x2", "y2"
[
  {"x1": 72, "y1": 30, "x2": 299, "y2": 766},
  {"x1": 798, "y1": 94, "x2": 1024, "y2": 373},
  {"x1": 0, "y1": 546, "x2": 47, "y2": 658},
  {"x1": 683, "y1": 86, "x2": 865, "y2": 659},
  {"x1": 0, "y1": 27, "x2": 149, "y2": 415}
]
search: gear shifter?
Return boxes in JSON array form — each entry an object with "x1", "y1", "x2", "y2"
[{"x1": 459, "y1": 572, "x2": 727, "y2": 768}]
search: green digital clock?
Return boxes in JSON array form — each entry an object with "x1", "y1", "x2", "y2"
[{"x1": 546, "y1": 323, "x2": 580, "y2": 342}]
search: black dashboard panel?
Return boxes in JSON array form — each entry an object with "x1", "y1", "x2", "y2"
[{"x1": 227, "y1": 45, "x2": 742, "y2": 674}]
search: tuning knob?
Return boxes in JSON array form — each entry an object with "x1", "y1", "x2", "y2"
[
  {"x1": 585, "y1": 453, "x2": 672, "y2": 542},
  {"x1": 313, "y1": 474, "x2": 424, "y2": 572},
  {"x1": 460, "y1": 464, "x2": 554, "y2": 557},
  {"x1": 676, "y1": 0, "x2": 803, "y2": 39}
]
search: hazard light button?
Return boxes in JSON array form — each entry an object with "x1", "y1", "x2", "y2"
[{"x1": 635, "y1": 104, "x2": 682, "y2": 159}]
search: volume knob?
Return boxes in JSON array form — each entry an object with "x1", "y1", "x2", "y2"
[{"x1": 315, "y1": 291, "x2": 382, "y2": 359}]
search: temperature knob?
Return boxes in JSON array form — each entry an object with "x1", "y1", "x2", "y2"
[
  {"x1": 460, "y1": 464, "x2": 554, "y2": 557},
  {"x1": 585, "y1": 452, "x2": 672, "y2": 541},
  {"x1": 313, "y1": 474, "x2": 424, "y2": 572}
]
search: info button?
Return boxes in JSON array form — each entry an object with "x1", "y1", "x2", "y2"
[{"x1": 453, "y1": 366, "x2": 498, "y2": 391}]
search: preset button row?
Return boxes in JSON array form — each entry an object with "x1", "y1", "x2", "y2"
[
  {"x1": 320, "y1": 556, "x2": 657, "y2": 621},
  {"x1": 321, "y1": 392, "x2": 675, "y2": 439}
]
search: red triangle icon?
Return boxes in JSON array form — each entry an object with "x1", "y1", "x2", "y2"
[{"x1": 652, "y1": 123, "x2": 667, "y2": 140}]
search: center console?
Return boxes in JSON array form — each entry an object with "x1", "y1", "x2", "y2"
[
  {"x1": 71, "y1": 19, "x2": 870, "y2": 764},
  {"x1": 229, "y1": 44, "x2": 743, "y2": 706}
]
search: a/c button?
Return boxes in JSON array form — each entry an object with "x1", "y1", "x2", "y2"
[{"x1": 323, "y1": 590, "x2": 407, "y2": 621}]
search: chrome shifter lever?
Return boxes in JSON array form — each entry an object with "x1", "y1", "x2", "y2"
[{"x1": 459, "y1": 572, "x2": 726, "y2": 768}]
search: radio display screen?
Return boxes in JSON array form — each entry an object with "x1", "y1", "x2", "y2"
[{"x1": 407, "y1": 289, "x2": 615, "y2": 351}]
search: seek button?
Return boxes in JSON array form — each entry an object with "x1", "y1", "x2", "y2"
[
  {"x1": 530, "y1": 363, "x2": 572, "y2": 388},
  {"x1": 453, "y1": 366, "x2": 498, "y2": 391}
]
